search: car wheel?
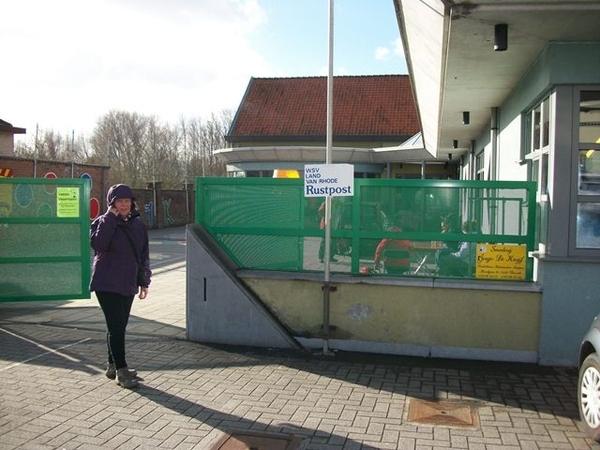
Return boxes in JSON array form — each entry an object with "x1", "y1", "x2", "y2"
[{"x1": 579, "y1": 353, "x2": 600, "y2": 442}]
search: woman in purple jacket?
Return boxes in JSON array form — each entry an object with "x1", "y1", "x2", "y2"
[{"x1": 90, "y1": 184, "x2": 151, "y2": 389}]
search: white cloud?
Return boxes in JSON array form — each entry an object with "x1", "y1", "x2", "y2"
[
  {"x1": 3, "y1": 0, "x2": 407, "y2": 141},
  {"x1": 2, "y1": 0, "x2": 271, "y2": 138},
  {"x1": 375, "y1": 37, "x2": 405, "y2": 62},
  {"x1": 375, "y1": 46, "x2": 391, "y2": 60}
]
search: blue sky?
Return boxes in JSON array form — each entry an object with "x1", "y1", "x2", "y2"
[
  {"x1": 252, "y1": 0, "x2": 406, "y2": 77},
  {"x1": 2, "y1": 0, "x2": 407, "y2": 141}
]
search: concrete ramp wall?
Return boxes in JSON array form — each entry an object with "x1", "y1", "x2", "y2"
[{"x1": 186, "y1": 224, "x2": 301, "y2": 349}]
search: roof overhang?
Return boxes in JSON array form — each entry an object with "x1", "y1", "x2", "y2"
[
  {"x1": 394, "y1": 0, "x2": 600, "y2": 159},
  {"x1": 215, "y1": 146, "x2": 377, "y2": 164},
  {"x1": 214, "y1": 133, "x2": 436, "y2": 165},
  {"x1": 373, "y1": 132, "x2": 436, "y2": 162},
  {"x1": 0, "y1": 120, "x2": 26, "y2": 134}
]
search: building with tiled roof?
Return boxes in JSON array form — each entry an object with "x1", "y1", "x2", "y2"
[{"x1": 215, "y1": 75, "x2": 455, "y2": 179}]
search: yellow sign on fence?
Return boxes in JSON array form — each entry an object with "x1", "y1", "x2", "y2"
[
  {"x1": 56, "y1": 187, "x2": 80, "y2": 218},
  {"x1": 475, "y1": 244, "x2": 527, "y2": 280}
]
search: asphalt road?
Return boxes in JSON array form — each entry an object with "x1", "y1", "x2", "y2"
[{"x1": 148, "y1": 225, "x2": 187, "y2": 270}]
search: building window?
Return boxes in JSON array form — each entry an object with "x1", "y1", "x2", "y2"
[
  {"x1": 576, "y1": 89, "x2": 600, "y2": 248},
  {"x1": 526, "y1": 96, "x2": 551, "y2": 156},
  {"x1": 475, "y1": 150, "x2": 485, "y2": 180},
  {"x1": 355, "y1": 172, "x2": 380, "y2": 179},
  {"x1": 245, "y1": 170, "x2": 274, "y2": 178},
  {"x1": 524, "y1": 94, "x2": 552, "y2": 254}
]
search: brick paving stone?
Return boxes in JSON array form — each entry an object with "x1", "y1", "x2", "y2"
[{"x1": 2, "y1": 263, "x2": 599, "y2": 450}]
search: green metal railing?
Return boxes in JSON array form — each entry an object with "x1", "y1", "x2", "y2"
[
  {"x1": 0, "y1": 177, "x2": 91, "y2": 302},
  {"x1": 196, "y1": 178, "x2": 536, "y2": 281}
]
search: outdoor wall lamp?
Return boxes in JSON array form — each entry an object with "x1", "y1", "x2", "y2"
[
  {"x1": 453, "y1": 139, "x2": 458, "y2": 149},
  {"x1": 494, "y1": 23, "x2": 508, "y2": 51},
  {"x1": 462, "y1": 111, "x2": 470, "y2": 125},
  {"x1": 448, "y1": 153, "x2": 452, "y2": 161}
]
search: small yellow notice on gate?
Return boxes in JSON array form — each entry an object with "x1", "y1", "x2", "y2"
[
  {"x1": 475, "y1": 244, "x2": 527, "y2": 280},
  {"x1": 56, "y1": 187, "x2": 80, "y2": 218}
]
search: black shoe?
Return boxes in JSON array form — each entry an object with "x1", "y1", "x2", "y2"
[
  {"x1": 106, "y1": 363, "x2": 138, "y2": 380},
  {"x1": 116, "y1": 368, "x2": 139, "y2": 389}
]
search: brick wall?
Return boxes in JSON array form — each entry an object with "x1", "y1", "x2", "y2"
[
  {"x1": 131, "y1": 184, "x2": 195, "y2": 229},
  {"x1": 0, "y1": 155, "x2": 196, "y2": 229}
]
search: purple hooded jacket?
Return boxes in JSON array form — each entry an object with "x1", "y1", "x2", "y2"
[{"x1": 90, "y1": 184, "x2": 151, "y2": 296}]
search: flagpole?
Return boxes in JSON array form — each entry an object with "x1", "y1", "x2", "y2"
[{"x1": 322, "y1": 0, "x2": 334, "y2": 356}]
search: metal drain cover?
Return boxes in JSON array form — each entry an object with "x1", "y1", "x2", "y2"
[
  {"x1": 408, "y1": 399, "x2": 480, "y2": 428},
  {"x1": 210, "y1": 431, "x2": 303, "y2": 450}
]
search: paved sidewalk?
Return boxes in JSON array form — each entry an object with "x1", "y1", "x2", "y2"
[{"x1": 0, "y1": 262, "x2": 596, "y2": 449}]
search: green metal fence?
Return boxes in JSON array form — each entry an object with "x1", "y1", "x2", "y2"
[
  {"x1": 0, "y1": 177, "x2": 91, "y2": 302},
  {"x1": 196, "y1": 177, "x2": 537, "y2": 281}
]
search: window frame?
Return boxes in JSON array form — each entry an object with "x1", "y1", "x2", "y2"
[
  {"x1": 524, "y1": 94, "x2": 552, "y2": 255},
  {"x1": 572, "y1": 86, "x2": 600, "y2": 253}
]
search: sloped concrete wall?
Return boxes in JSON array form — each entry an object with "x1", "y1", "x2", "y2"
[{"x1": 185, "y1": 224, "x2": 301, "y2": 349}]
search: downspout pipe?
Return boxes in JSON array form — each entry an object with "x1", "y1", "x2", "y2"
[
  {"x1": 491, "y1": 107, "x2": 499, "y2": 180},
  {"x1": 470, "y1": 140, "x2": 476, "y2": 180}
]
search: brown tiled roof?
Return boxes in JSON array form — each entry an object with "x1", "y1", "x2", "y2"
[{"x1": 227, "y1": 75, "x2": 419, "y2": 140}]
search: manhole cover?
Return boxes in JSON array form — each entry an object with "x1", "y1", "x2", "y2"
[
  {"x1": 407, "y1": 399, "x2": 480, "y2": 428},
  {"x1": 211, "y1": 431, "x2": 303, "y2": 450}
]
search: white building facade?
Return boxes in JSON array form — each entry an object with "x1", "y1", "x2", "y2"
[{"x1": 395, "y1": 0, "x2": 600, "y2": 364}]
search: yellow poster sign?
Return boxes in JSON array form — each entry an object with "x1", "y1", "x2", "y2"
[
  {"x1": 475, "y1": 244, "x2": 527, "y2": 280},
  {"x1": 57, "y1": 187, "x2": 80, "y2": 218}
]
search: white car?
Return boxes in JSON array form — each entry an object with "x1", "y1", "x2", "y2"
[{"x1": 578, "y1": 314, "x2": 600, "y2": 442}]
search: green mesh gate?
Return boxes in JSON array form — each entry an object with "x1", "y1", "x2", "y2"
[
  {"x1": 0, "y1": 177, "x2": 91, "y2": 302},
  {"x1": 196, "y1": 177, "x2": 536, "y2": 281}
]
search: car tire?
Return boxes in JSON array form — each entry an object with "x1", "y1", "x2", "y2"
[{"x1": 578, "y1": 353, "x2": 600, "y2": 442}]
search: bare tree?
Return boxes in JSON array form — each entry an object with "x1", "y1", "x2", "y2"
[
  {"x1": 180, "y1": 109, "x2": 231, "y2": 179},
  {"x1": 14, "y1": 108, "x2": 233, "y2": 186},
  {"x1": 184, "y1": 117, "x2": 206, "y2": 178},
  {"x1": 90, "y1": 110, "x2": 202, "y2": 188},
  {"x1": 14, "y1": 127, "x2": 87, "y2": 163},
  {"x1": 90, "y1": 111, "x2": 154, "y2": 187},
  {"x1": 146, "y1": 117, "x2": 185, "y2": 189}
]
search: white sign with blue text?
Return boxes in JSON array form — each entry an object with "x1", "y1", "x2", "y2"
[{"x1": 304, "y1": 163, "x2": 354, "y2": 197}]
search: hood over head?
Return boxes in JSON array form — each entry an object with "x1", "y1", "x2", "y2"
[{"x1": 107, "y1": 184, "x2": 135, "y2": 206}]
